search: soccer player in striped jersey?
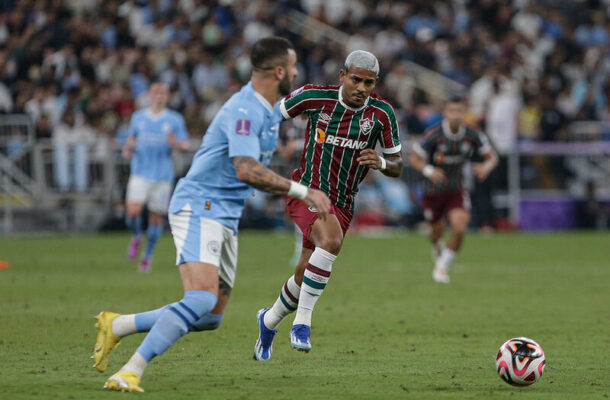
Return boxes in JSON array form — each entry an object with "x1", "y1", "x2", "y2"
[
  {"x1": 254, "y1": 50, "x2": 403, "y2": 360},
  {"x1": 410, "y1": 96, "x2": 498, "y2": 283}
]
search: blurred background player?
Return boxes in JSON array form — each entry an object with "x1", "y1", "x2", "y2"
[
  {"x1": 410, "y1": 96, "x2": 498, "y2": 283},
  {"x1": 93, "y1": 37, "x2": 330, "y2": 392},
  {"x1": 254, "y1": 50, "x2": 403, "y2": 360},
  {"x1": 122, "y1": 82, "x2": 189, "y2": 272}
]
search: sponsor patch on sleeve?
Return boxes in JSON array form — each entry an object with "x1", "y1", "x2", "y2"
[
  {"x1": 235, "y1": 119, "x2": 251, "y2": 136},
  {"x1": 289, "y1": 86, "x2": 304, "y2": 98}
]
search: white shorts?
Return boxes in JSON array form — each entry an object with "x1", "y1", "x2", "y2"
[
  {"x1": 168, "y1": 207, "x2": 238, "y2": 288},
  {"x1": 126, "y1": 175, "x2": 172, "y2": 214}
]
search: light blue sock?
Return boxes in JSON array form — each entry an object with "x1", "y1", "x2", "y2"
[
  {"x1": 134, "y1": 304, "x2": 174, "y2": 332},
  {"x1": 135, "y1": 307, "x2": 223, "y2": 332},
  {"x1": 190, "y1": 313, "x2": 223, "y2": 331},
  {"x1": 126, "y1": 215, "x2": 142, "y2": 237},
  {"x1": 136, "y1": 291, "x2": 217, "y2": 362},
  {"x1": 143, "y1": 223, "x2": 163, "y2": 259}
]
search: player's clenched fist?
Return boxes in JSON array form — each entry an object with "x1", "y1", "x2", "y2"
[{"x1": 356, "y1": 148, "x2": 382, "y2": 169}]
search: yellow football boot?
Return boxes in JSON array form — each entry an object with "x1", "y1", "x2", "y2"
[
  {"x1": 93, "y1": 311, "x2": 121, "y2": 372},
  {"x1": 104, "y1": 372, "x2": 144, "y2": 392}
]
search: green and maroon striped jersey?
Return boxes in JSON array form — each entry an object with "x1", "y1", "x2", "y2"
[
  {"x1": 280, "y1": 84, "x2": 401, "y2": 210},
  {"x1": 413, "y1": 120, "x2": 492, "y2": 194}
]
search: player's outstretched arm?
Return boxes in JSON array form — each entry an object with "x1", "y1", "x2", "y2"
[
  {"x1": 233, "y1": 156, "x2": 331, "y2": 220},
  {"x1": 357, "y1": 149, "x2": 403, "y2": 177},
  {"x1": 409, "y1": 150, "x2": 447, "y2": 184}
]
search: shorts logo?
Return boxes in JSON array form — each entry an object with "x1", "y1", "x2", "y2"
[
  {"x1": 207, "y1": 240, "x2": 220, "y2": 256},
  {"x1": 204, "y1": 201, "x2": 211, "y2": 210},
  {"x1": 308, "y1": 206, "x2": 318, "y2": 213},
  {"x1": 359, "y1": 118, "x2": 374, "y2": 135},
  {"x1": 236, "y1": 119, "x2": 251, "y2": 136},
  {"x1": 315, "y1": 128, "x2": 326, "y2": 143},
  {"x1": 424, "y1": 208, "x2": 433, "y2": 221}
]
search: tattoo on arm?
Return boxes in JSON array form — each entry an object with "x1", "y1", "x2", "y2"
[
  {"x1": 218, "y1": 279, "x2": 232, "y2": 297},
  {"x1": 233, "y1": 156, "x2": 290, "y2": 195}
]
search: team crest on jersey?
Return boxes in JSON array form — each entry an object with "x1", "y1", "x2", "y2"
[
  {"x1": 315, "y1": 128, "x2": 326, "y2": 143},
  {"x1": 434, "y1": 152, "x2": 445, "y2": 164},
  {"x1": 359, "y1": 118, "x2": 374, "y2": 135},
  {"x1": 461, "y1": 142, "x2": 471, "y2": 154},
  {"x1": 162, "y1": 122, "x2": 171, "y2": 133}
]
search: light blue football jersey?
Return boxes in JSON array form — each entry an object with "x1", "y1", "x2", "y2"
[
  {"x1": 168, "y1": 82, "x2": 282, "y2": 232},
  {"x1": 128, "y1": 108, "x2": 188, "y2": 182}
]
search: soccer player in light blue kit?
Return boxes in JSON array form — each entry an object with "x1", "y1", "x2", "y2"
[
  {"x1": 123, "y1": 82, "x2": 190, "y2": 272},
  {"x1": 92, "y1": 37, "x2": 331, "y2": 392}
]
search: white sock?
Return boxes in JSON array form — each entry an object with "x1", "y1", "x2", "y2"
[
  {"x1": 436, "y1": 248, "x2": 456, "y2": 272},
  {"x1": 433, "y1": 240, "x2": 444, "y2": 258},
  {"x1": 119, "y1": 352, "x2": 148, "y2": 378},
  {"x1": 293, "y1": 248, "x2": 336, "y2": 327},
  {"x1": 264, "y1": 275, "x2": 300, "y2": 329},
  {"x1": 112, "y1": 314, "x2": 137, "y2": 337}
]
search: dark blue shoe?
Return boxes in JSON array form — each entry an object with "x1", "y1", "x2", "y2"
[
  {"x1": 290, "y1": 324, "x2": 311, "y2": 352},
  {"x1": 254, "y1": 308, "x2": 277, "y2": 361}
]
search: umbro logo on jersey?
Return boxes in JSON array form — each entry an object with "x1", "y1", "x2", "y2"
[
  {"x1": 318, "y1": 113, "x2": 332, "y2": 124},
  {"x1": 359, "y1": 118, "x2": 374, "y2": 135}
]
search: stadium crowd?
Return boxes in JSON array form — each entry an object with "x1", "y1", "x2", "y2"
[{"x1": 0, "y1": 0, "x2": 608, "y2": 228}]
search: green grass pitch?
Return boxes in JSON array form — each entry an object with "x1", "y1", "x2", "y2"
[{"x1": 1, "y1": 231, "x2": 608, "y2": 399}]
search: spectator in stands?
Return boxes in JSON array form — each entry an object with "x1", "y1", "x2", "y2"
[
  {"x1": 1, "y1": 0, "x2": 609, "y2": 229},
  {"x1": 52, "y1": 112, "x2": 95, "y2": 192}
]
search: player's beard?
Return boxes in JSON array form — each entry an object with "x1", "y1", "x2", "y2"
[{"x1": 279, "y1": 74, "x2": 292, "y2": 96}]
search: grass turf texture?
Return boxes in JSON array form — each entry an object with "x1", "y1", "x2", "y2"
[{"x1": 0, "y1": 232, "x2": 608, "y2": 400}]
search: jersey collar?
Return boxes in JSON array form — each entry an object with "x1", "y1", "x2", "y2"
[
  {"x1": 249, "y1": 81, "x2": 274, "y2": 113},
  {"x1": 146, "y1": 108, "x2": 168, "y2": 120},
  {"x1": 338, "y1": 85, "x2": 369, "y2": 112},
  {"x1": 442, "y1": 119, "x2": 465, "y2": 141}
]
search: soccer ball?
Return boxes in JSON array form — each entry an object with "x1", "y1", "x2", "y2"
[{"x1": 495, "y1": 337, "x2": 545, "y2": 386}]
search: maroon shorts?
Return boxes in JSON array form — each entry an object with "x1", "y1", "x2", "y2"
[
  {"x1": 286, "y1": 197, "x2": 353, "y2": 250},
  {"x1": 422, "y1": 190, "x2": 471, "y2": 223}
]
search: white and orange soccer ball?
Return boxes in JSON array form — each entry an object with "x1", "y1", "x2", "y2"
[{"x1": 496, "y1": 337, "x2": 545, "y2": 386}]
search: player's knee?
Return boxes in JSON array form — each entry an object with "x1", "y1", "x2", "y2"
[
  {"x1": 452, "y1": 224, "x2": 467, "y2": 237},
  {"x1": 317, "y1": 236, "x2": 343, "y2": 255},
  {"x1": 190, "y1": 313, "x2": 223, "y2": 332}
]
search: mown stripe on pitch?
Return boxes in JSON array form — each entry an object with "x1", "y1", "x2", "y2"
[{"x1": 303, "y1": 276, "x2": 326, "y2": 290}]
